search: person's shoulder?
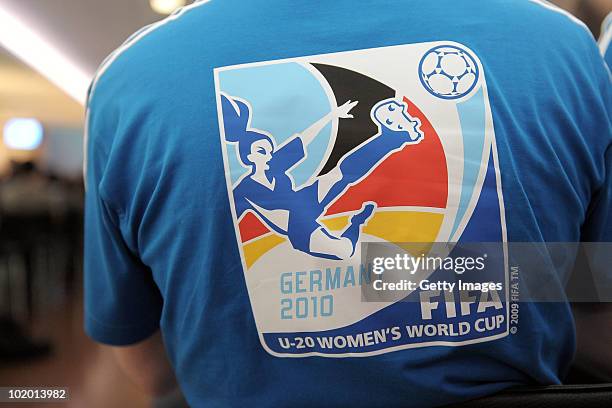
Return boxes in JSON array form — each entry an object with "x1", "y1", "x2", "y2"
[
  {"x1": 519, "y1": 1, "x2": 588, "y2": 26},
  {"x1": 85, "y1": 0, "x2": 226, "y2": 155},
  {"x1": 475, "y1": 0, "x2": 592, "y2": 58},
  {"x1": 87, "y1": 0, "x2": 219, "y2": 114},
  {"x1": 501, "y1": 1, "x2": 606, "y2": 82},
  {"x1": 507, "y1": 0, "x2": 593, "y2": 43}
]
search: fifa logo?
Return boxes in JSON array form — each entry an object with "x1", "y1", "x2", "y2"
[{"x1": 214, "y1": 41, "x2": 508, "y2": 357}]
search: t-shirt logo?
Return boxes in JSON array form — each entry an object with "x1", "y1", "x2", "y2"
[{"x1": 214, "y1": 41, "x2": 509, "y2": 357}]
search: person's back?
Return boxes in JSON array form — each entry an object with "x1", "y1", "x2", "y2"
[{"x1": 84, "y1": 1, "x2": 612, "y2": 407}]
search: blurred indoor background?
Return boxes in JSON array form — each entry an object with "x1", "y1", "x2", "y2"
[{"x1": 0, "y1": 1, "x2": 609, "y2": 407}]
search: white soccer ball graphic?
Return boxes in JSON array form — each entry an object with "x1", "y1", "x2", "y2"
[{"x1": 419, "y1": 45, "x2": 479, "y2": 99}]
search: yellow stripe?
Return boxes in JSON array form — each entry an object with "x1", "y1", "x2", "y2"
[
  {"x1": 363, "y1": 211, "x2": 443, "y2": 242},
  {"x1": 243, "y1": 234, "x2": 286, "y2": 269}
]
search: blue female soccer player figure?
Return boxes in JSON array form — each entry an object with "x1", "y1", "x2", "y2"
[{"x1": 221, "y1": 93, "x2": 423, "y2": 260}]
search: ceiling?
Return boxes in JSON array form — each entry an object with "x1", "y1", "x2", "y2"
[
  {"x1": 0, "y1": 0, "x2": 193, "y2": 129},
  {"x1": 0, "y1": 48, "x2": 83, "y2": 127},
  {"x1": 0, "y1": 0, "x2": 186, "y2": 77}
]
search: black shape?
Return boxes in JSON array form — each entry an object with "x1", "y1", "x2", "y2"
[{"x1": 311, "y1": 63, "x2": 395, "y2": 176}]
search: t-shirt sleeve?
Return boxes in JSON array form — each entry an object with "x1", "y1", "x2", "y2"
[{"x1": 83, "y1": 112, "x2": 163, "y2": 346}]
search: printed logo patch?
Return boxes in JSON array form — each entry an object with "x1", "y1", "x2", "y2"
[{"x1": 214, "y1": 42, "x2": 509, "y2": 357}]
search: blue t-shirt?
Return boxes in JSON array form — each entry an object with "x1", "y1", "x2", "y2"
[{"x1": 84, "y1": 1, "x2": 612, "y2": 407}]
